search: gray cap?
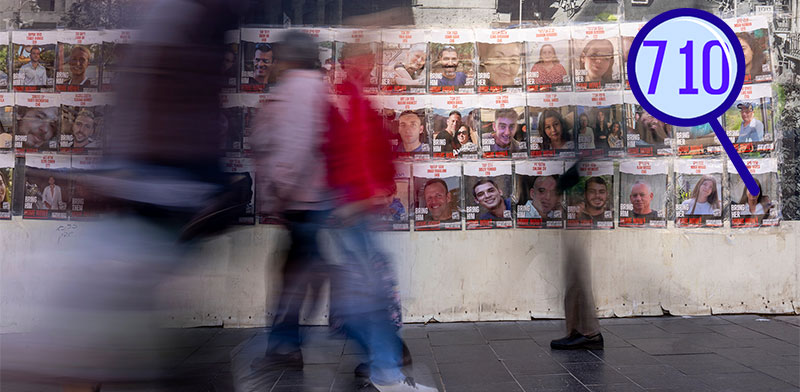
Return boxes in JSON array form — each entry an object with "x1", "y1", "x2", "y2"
[
  {"x1": 737, "y1": 102, "x2": 754, "y2": 111},
  {"x1": 275, "y1": 30, "x2": 319, "y2": 69}
]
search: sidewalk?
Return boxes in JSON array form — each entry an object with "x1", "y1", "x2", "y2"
[{"x1": 2, "y1": 315, "x2": 798, "y2": 391}]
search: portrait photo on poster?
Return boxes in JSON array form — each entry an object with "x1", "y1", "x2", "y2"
[
  {"x1": 23, "y1": 153, "x2": 71, "y2": 220},
  {"x1": 56, "y1": 31, "x2": 102, "y2": 92},
  {"x1": 479, "y1": 94, "x2": 527, "y2": 159},
  {"x1": 463, "y1": 161, "x2": 513, "y2": 230},
  {"x1": 381, "y1": 29, "x2": 427, "y2": 94},
  {"x1": 428, "y1": 29, "x2": 476, "y2": 94},
  {"x1": 240, "y1": 28, "x2": 279, "y2": 93},
  {"x1": 334, "y1": 28, "x2": 381, "y2": 94},
  {"x1": 382, "y1": 95, "x2": 429, "y2": 160},
  {"x1": 574, "y1": 91, "x2": 625, "y2": 158},
  {"x1": 12, "y1": 31, "x2": 57, "y2": 92},
  {"x1": 15, "y1": 94, "x2": 60, "y2": 154},
  {"x1": 526, "y1": 26, "x2": 572, "y2": 93},
  {"x1": 623, "y1": 91, "x2": 674, "y2": 157},
  {"x1": 619, "y1": 159, "x2": 667, "y2": 228},
  {"x1": 572, "y1": 24, "x2": 622, "y2": 92},
  {"x1": 729, "y1": 158, "x2": 780, "y2": 228},
  {"x1": 412, "y1": 162, "x2": 461, "y2": 231},
  {"x1": 674, "y1": 159, "x2": 724, "y2": 228},
  {"x1": 428, "y1": 95, "x2": 479, "y2": 159},
  {"x1": 515, "y1": 160, "x2": 565, "y2": 229},
  {"x1": 721, "y1": 83, "x2": 774, "y2": 154},
  {"x1": 527, "y1": 92, "x2": 576, "y2": 158},
  {"x1": 476, "y1": 29, "x2": 524, "y2": 93},
  {"x1": 727, "y1": 15, "x2": 773, "y2": 85},
  {"x1": 566, "y1": 161, "x2": 614, "y2": 230}
]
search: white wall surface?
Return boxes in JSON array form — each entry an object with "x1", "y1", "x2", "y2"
[{"x1": 0, "y1": 218, "x2": 797, "y2": 332}]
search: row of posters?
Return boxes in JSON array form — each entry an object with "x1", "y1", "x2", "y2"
[
  {"x1": 228, "y1": 16, "x2": 772, "y2": 94},
  {"x1": 216, "y1": 84, "x2": 775, "y2": 160},
  {"x1": 0, "y1": 155, "x2": 779, "y2": 230},
  {"x1": 0, "y1": 30, "x2": 136, "y2": 92},
  {"x1": 1, "y1": 153, "x2": 255, "y2": 224}
]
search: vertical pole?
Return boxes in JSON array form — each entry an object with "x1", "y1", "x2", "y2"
[
  {"x1": 334, "y1": 0, "x2": 342, "y2": 25},
  {"x1": 519, "y1": 0, "x2": 523, "y2": 26}
]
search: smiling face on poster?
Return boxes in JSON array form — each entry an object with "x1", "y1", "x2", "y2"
[
  {"x1": 12, "y1": 31, "x2": 57, "y2": 92},
  {"x1": 515, "y1": 160, "x2": 564, "y2": 229},
  {"x1": 675, "y1": 159, "x2": 724, "y2": 228},
  {"x1": 527, "y1": 92, "x2": 575, "y2": 158},
  {"x1": 56, "y1": 31, "x2": 102, "y2": 92},
  {"x1": 464, "y1": 161, "x2": 513, "y2": 230},
  {"x1": 727, "y1": 16, "x2": 773, "y2": 85},
  {"x1": 476, "y1": 29, "x2": 524, "y2": 93},
  {"x1": 381, "y1": 30, "x2": 427, "y2": 94},
  {"x1": 428, "y1": 94, "x2": 479, "y2": 159},
  {"x1": 526, "y1": 26, "x2": 572, "y2": 92},
  {"x1": 479, "y1": 94, "x2": 527, "y2": 159},
  {"x1": 413, "y1": 162, "x2": 461, "y2": 231},
  {"x1": 15, "y1": 93, "x2": 60, "y2": 153},
  {"x1": 572, "y1": 25, "x2": 622, "y2": 91},
  {"x1": 729, "y1": 158, "x2": 779, "y2": 228},
  {"x1": 566, "y1": 161, "x2": 614, "y2": 230},
  {"x1": 428, "y1": 30, "x2": 476, "y2": 94},
  {"x1": 720, "y1": 83, "x2": 773, "y2": 155},
  {"x1": 619, "y1": 160, "x2": 667, "y2": 228},
  {"x1": 23, "y1": 153, "x2": 71, "y2": 220}
]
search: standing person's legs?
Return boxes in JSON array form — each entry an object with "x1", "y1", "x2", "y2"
[{"x1": 551, "y1": 238, "x2": 603, "y2": 350}]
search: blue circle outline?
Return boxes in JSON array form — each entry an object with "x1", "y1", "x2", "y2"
[{"x1": 626, "y1": 8, "x2": 745, "y2": 127}]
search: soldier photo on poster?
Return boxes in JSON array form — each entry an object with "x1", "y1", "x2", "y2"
[
  {"x1": 515, "y1": 160, "x2": 564, "y2": 229},
  {"x1": 624, "y1": 91, "x2": 674, "y2": 157},
  {"x1": 429, "y1": 95, "x2": 479, "y2": 159},
  {"x1": 220, "y1": 93, "x2": 243, "y2": 152},
  {"x1": 727, "y1": 15, "x2": 773, "y2": 85},
  {"x1": 15, "y1": 93, "x2": 60, "y2": 154},
  {"x1": 476, "y1": 29, "x2": 524, "y2": 93},
  {"x1": 381, "y1": 29, "x2": 427, "y2": 94},
  {"x1": 12, "y1": 31, "x2": 57, "y2": 92},
  {"x1": 382, "y1": 95, "x2": 429, "y2": 160},
  {"x1": 0, "y1": 93, "x2": 13, "y2": 149},
  {"x1": 71, "y1": 154, "x2": 105, "y2": 220},
  {"x1": 525, "y1": 26, "x2": 572, "y2": 92},
  {"x1": 23, "y1": 153, "x2": 71, "y2": 220},
  {"x1": 428, "y1": 29, "x2": 476, "y2": 94},
  {"x1": 574, "y1": 91, "x2": 624, "y2": 158},
  {"x1": 675, "y1": 159, "x2": 724, "y2": 228},
  {"x1": 572, "y1": 24, "x2": 622, "y2": 92},
  {"x1": 722, "y1": 83, "x2": 774, "y2": 154},
  {"x1": 479, "y1": 94, "x2": 526, "y2": 159},
  {"x1": 566, "y1": 161, "x2": 614, "y2": 229},
  {"x1": 620, "y1": 22, "x2": 645, "y2": 90},
  {"x1": 101, "y1": 30, "x2": 137, "y2": 92},
  {"x1": 0, "y1": 152, "x2": 13, "y2": 219},
  {"x1": 60, "y1": 92, "x2": 106, "y2": 152},
  {"x1": 334, "y1": 28, "x2": 381, "y2": 94},
  {"x1": 376, "y1": 162, "x2": 411, "y2": 231},
  {"x1": 56, "y1": 31, "x2": 101, "y2": 92},
  {"x1": 729, "y1": 158, "x2": 780, "y2": 228},
  {"x1": 222, "y1": 157, "x2": 255, "y2": 225},
  {"x1": 0, "y1": 37, "x2": 8, "y2": 90},
  {"x1": 527, "y1": 92, "x2": 575, "y2": 158},
  {"x1": 464, "y1": 161, "x2": 512, "y2": 230},
  {"x1": 413, "y1": 162, "x2": 461, "y2": 231},
  {"x1": 619, "y1": 159, "x2": 667, "y2": 228},
  {"x1": 241, "y1": 28, "x2": 279, "y2": 93},
  {"x1": 222, "y1": 29, "x2": 240, "y2": 93}
]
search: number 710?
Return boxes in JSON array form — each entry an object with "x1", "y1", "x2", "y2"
[{"x1": 642, "y1": 40, "x2": 730, "y2": 95}]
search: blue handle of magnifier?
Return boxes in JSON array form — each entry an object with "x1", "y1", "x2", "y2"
[{"x1": 709, "y1": 119, "x2": 759, "y2": 196}]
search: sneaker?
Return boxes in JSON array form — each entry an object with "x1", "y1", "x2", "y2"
[
  {"x1": 550, "y1": 331, "x2": 604, "y2": 350},
  {"x1": 373, "y1": 377, "x2": 438, "y2": 392}
]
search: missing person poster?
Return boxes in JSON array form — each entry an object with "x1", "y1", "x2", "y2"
[
  {"x1": 476, "y1": 29, "x2": 524, "y2": 93},
  {"x1": 70, "y1": 154, "x2": 103, "y2": 220},
  {"x1": 60, "y1": 92, "x2": 107, "y2": 153},
  {"x1": 56, "y1": 30, "x2": 101, "y2": 92},
  {"x1": 222, "y1": 157, "x2": 255, "y2": 225},
  {"x1": 515, "y1": 160, "x2": 564, "y2": 229},
  {"x1": 525, "y1": 26, "x2": 572, "y2": 92},
  {"x1": 12, "y1": 30, "x2": 56, "y2": 92},
  {"x1": 464, "y1": 161, "x2": 512, "y2": 229},
  {"x1": 727, "y1": 15, "x2": 773, "y2": 85},
  {"x1": 334, "y1": 28, "x2": 381, "y2": 95},
  {"x1": 675, "y1": 159, "x2": 724, "y2": 228},
  {"x1": 566, "y1": 161, "x2": 614, "y2": 229},
  {"x1": 100, "y1": 30, "x2": 137, "y2": 92},
  {"x1": 620, "y1": 22, "x2": 645, "y2": 90},
  {"x1": 527, "y1": 92, "x2": 575, "y2": 158},
  {"x1": 619, "y1": 159, "x2": 667, "y2": 228},
  {"x1": 571, "y1": 24, "x2": 622, "y2": 92},
  {"x1": 624, "y1": 91, "x2": 674, "y2": 157},
  {"x1": 220, "y1": 93, "x2": 243, "y2": 152},
  {"x1": 1, "y1": 32, "x2": 8, "y2": 91},
  {"x1": 381, "y1": 29, "x2": 427, "y2": 94},
  {"x1": 429, "y1": 94, "x2": 479, "y2": 159},
  {"x1": 15, "y1": 93, "x2": 60, "y2": 154},
  {"x1": 241, "y1": 93, "x2": 271, "y2": 151},
  {"x1": 293, "y1": 27, "x2": 334, "y2": 86},
  {"x1": 0, "y1": 93, "x2": 13, "y2": 150},
  {"x1": 413, "y1": 162, "x2": 461, "y2": 231},
  {"x1": 0, "y1": 152, "x2": 13, "y2": 219},
  {"x1": 241, "y1": 28, "x2": 279, "y2": 93},
  {"x1": 428, "y1": 29, "x2": 476, "y2": 94},
  {"x1": 383, "y1": 95, "x2": 429, "y2": 160},
  {"x1": 23, "y1": 152, "x2": 70, "y2": 220},
  {"x1": 376, "y1": 162, "x2": 411, "y2": 231},
  {"x1": 722, "y1": 83, "x2": 774, "y2": 155},
  {"x1": 479, "y1": 93, "x2": 527, "y2": 159},
  {"x1": 222, "y1": 29, "x2": 240, "y2": 93},
  {"x1": 574, "y1": 91, "x2": 624, "y2": 158},
  {"x1": 729, "y1": 158, "x2": 779, "y2": 228}
]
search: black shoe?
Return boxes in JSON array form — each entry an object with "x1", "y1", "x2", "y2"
[
  {"x1": 354, "y1": 341, "x2": 414, "y2": 378},
  {"x1": 550, "y1": 331, "x2": 604, "y2": 350},
  {"x1": 251, "y1": 350, "x2": 303, "y2": 371}
]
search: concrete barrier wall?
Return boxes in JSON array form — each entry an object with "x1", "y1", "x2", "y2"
[{"x1": 1, "y1": 218, "x2": 797, "y2": 331}]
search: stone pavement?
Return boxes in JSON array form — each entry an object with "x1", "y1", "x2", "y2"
[{"x1": 2, "y1": 315, "x2": 798, "y2": 391}]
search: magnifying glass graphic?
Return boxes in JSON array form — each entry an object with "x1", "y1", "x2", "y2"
[{"x1": 627, "y1": 8, "x2": 760, "y2": 196}]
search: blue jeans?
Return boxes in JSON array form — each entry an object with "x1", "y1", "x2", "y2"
[{"x1": 325, "y1": 217, "x2": 405, "y2": 385}]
